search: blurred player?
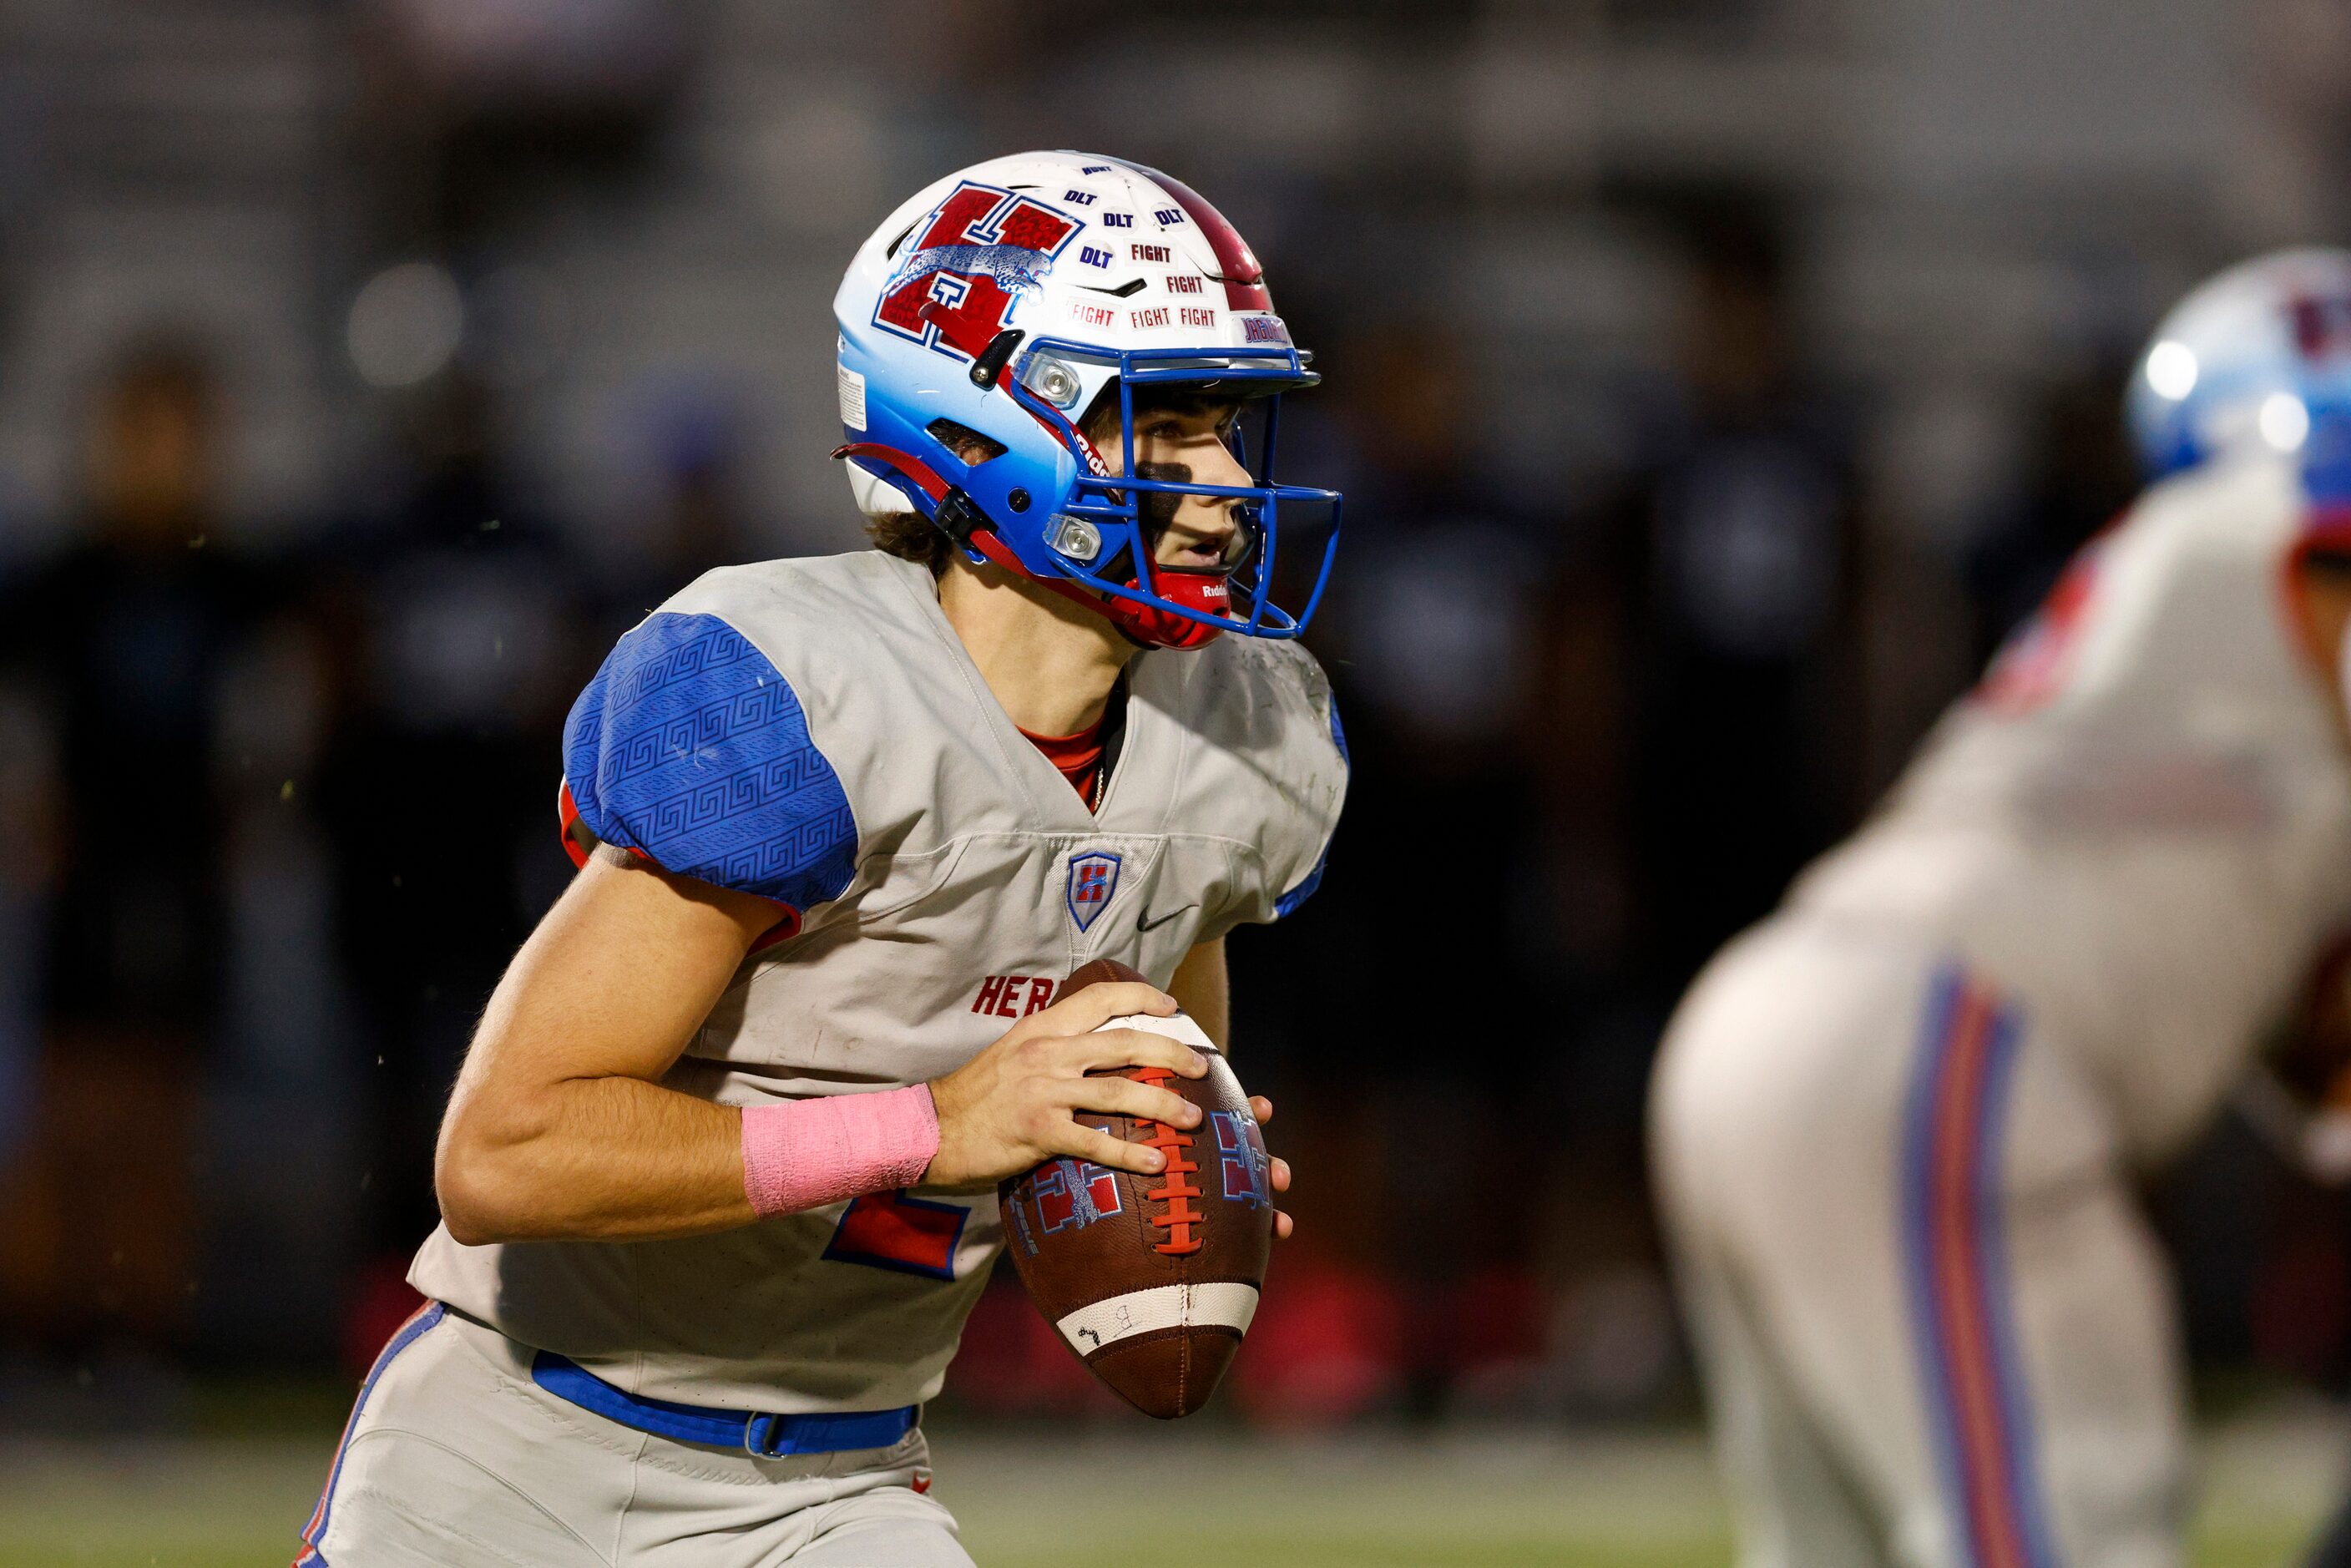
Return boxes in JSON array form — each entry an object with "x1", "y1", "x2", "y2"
[
  {"x1": 1651, "y1": 249, "x2": 2351, "y2": 1568},
  {"x1": 293, "y1": 151, "x2": 1347, "y2": 1567}
]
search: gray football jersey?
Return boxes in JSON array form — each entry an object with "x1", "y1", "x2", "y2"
[{"x1": 408, "y1": 550, "x2": 1348, "y2": 1412}]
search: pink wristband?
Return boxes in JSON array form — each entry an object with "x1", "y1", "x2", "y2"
[{"x1": 741, "y1": 1085, "x2": 941, "y2": 1218}]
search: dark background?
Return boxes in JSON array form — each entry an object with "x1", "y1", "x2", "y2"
[{"x1": 0, "y1": 0, "x2": 2344, "y2": 1432}]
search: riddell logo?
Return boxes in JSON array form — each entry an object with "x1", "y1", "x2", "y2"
[{"x1": 972, "y1": 974, "x2": 1057, "y2": 1019}]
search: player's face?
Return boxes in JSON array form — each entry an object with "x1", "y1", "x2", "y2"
[{"x1": 1103, "y1": 397, "x2": 1252, "y2": 574}]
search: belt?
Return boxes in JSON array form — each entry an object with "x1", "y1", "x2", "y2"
[{"x1": 530, "y1": 1352, "x2": 917, "y2": 1458}]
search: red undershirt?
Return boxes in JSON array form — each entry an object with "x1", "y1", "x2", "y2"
[{"x1": 1019, "y1": 716, "x2": 1107, "y2": 811}]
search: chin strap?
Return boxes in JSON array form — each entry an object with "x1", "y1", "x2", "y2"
[
  {"x1": 834, "y1": 443, "x2": 950, "y2": 503},
  {"x1": 834, "y1": 442, "x2": 1226, "y2": 651}
]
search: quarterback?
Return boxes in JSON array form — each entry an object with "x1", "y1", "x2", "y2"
[
  {"x1": 295, "y1": 151, "x2": 1347, "y2": 1566},
  {"x1": 1651, "y1": 250, "x2": 2351, "y2": 1568}
]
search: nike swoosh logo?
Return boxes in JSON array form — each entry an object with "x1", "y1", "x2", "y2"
[
  {"x1": 1136, "y1": 904, "x2": 1196, "y2": 933},
  {"x1": 1078, "y1": 279, "x2": 1149, "y2": 298}
]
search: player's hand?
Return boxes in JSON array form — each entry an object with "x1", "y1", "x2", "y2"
[
  {"x1": 923, "y1": 982, "x2": 1209, "y2": 1189},
  {"x1": 1251, "y1": 1095, "x2": 1295, "y2": 1241}
]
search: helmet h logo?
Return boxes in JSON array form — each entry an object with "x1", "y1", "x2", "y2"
[
  {"x1": 1064, "y1": 850, "x2": 1122, "y2": 933},
  {"x1": 876, "y1": 182, "x2": 1079, "y2": 362}
]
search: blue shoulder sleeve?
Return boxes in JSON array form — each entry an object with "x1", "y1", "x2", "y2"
[{"x1": 562, "y1": 612, "x2": 857, "y2": 911}]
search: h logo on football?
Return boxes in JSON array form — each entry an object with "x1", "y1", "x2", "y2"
[
  {"x1": 1211, "y1": 1111, "x2": 1271, "y2": 1209},
  {"x1": 874, "y1": 182, "x2": 1079, "y2": 362},
  {"x1": 1034, "y1": 1157, "x2": 1123, "y2": 1234}
]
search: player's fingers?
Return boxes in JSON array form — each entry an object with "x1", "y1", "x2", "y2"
[
  {"x1": 1268, "y1": 1156, "x2": 1291, "y2": 1194},
  {"x1": 1047, "y1": 1119, "x2": 1165, "y2": 1177},
  {"x1": 1249, "y1": 1095, "x2": 1274, "y2": 1125},
  {"x1": 1036, "y1": 982, "x2": 1178, "y2": 1034},
  {"x1": 1273, "y1": 1209, "x2": 1294, "y2": 1241},
  {"x1": 1065, "y1": 1074, "x2": 1200, "y2": 1129},
  {"x1": 1065, "y1": 1028, "x2": 1208, "y2": 1077}
]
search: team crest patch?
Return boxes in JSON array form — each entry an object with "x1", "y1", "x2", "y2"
[{"x1": 1065, "y1": 850, "x2": 1122, "y2": 933}]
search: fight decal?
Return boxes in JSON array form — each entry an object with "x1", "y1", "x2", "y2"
[
  {"x1": 822, "y1": 1190, "x2": 971, "y2": 1282},
  {"x1": 296, "y1": 1301, "x2": 448, "y2": 1565},
  {"x1": 873, "y1": 181, "x2": 1079, "y2": 362},
  {"x1": 1900, "y1": 969, "x2": 2059, "y2": 1568}
]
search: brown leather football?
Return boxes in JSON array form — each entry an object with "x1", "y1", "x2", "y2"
[{"x1": 997, "y1": 958, "x2": 1274, "y2": 1419}]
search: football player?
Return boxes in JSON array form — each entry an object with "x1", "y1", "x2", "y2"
[
  {"x1": 295, "y1": 151, "x2": 1348, "y2": 1567},
  {"x1": 1651, "y1": 249, "x2": 2351, "y2": 1568}
]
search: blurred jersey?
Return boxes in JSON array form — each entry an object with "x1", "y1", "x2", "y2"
[{"x1": 1787, "y1": 451, "x2": 2351, "y2": 1161}]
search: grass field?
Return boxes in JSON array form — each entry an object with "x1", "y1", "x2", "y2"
[{"x1": 0, "y1": 1405, "x2": 2341, "y2": 1566}]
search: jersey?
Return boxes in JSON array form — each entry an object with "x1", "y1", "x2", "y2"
[
  {"x1": 407, "y1": 551, "x2": 1346, "y2": 1412},
  {"x1": 1785, "y1": 452, "x2": 2351, "y2": 1163}
]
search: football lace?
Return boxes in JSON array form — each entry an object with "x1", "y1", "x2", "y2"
[{"x1": 1131, "y1": 1066, "x2": 1206, "y2": 1256}]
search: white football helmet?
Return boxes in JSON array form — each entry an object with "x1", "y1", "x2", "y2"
[
  {"x1": 831, "y1": 150, "x2": 1339, "y2": 650},
  {"x1": 2129, "y1": 248, "x2": 2351, "y2": 481}
]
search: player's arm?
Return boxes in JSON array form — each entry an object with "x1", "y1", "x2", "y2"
[
  {"x1": 1167, "y1": 935, "x2": 1229, "y2": 1045},
  {"x1": 1162, "y1": 933, "x2": 1294, "y2": 1238},
  {"x1": 435, "y1": 851, "x2": 772, "y2": 1243},
  {"x1": 435, "y1": 852, "x2": 1211, "y2": 1246}
]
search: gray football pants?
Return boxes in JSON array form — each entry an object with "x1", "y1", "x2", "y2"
[
  {"x1": 1651, "y1": 918, "x2": 2190, "y2": 1568},
  {"x1": 296, "y1": 1306, "x2": 973, "y2": 1568}
]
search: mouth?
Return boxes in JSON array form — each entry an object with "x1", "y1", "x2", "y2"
[{"x1": 1159, "y1": 531, "x2": 1235, "y2": 574}]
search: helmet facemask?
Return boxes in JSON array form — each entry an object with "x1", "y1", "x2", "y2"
[{"x1": 998, "y1": 339, "x2": 1341, "y2": 648}]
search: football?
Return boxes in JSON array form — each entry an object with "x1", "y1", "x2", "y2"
[{"x1": 997, "y1": 958, "x2": 1275, "y2": 1419}]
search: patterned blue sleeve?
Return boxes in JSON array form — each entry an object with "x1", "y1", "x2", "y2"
[{"x1": 562, "y1": 612, "x2": 857, "y2": 910}]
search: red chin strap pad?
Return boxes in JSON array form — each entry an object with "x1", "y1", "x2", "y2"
[{"x1": 1102, "y1": 569, "x2": 1228, "y2": 650}]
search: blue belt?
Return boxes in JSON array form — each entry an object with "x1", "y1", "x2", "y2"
[{"x1": 530, "y1": 1353, "x2": 917, "y2": 1458}]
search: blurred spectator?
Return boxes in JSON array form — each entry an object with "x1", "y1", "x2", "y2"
[
  {"x1": 312, "y1": 372, "x2": 594, "y2": 1269},
  {"x1": 1608, "y1": 209, "x2": 1864, "y2": 999},
  {"x1": 1963, "y1": 362, "x2": 2141, "y2": 662},
  {"x1": 1275, "y1": 324, "x2": 1568, "y2": 1277},
  {"x1": 0, "y1": 695, "x2": 50, "y2": 1175},
  {"x1": 0, "y1": 340, "x2": 269, "y2": 1362},
  {"x1": 599, "y1": 386, "x2": 759, "y2": 634}
]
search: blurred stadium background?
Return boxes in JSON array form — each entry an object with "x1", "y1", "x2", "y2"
[{"x1": 6, "y1": 0, "x2": 2351, "y2": 1561}]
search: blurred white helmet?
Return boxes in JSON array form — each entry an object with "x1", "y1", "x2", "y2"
[{"x1": 2128, "y1": 248, "x2": 2351, "y2": 481}]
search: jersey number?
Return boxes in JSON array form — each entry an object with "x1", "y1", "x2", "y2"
[{"x1": 822, "y1": 1191, "x2": 970, "y2": 1281}]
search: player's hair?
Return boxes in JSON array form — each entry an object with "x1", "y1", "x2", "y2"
[
  {"x1": 866, "y1": 507, "x2": 953, "y2": 573},
  {"x1": 866, "y1": 417, "x2": 1004, "y2": 574}
]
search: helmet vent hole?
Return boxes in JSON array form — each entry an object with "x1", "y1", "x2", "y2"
[
  {"x1": 883, "y1": 222, "x2": 918, "y2": 260},
  {"x1": 927, "y1": 418, "x2": 1006, "y2": 465}
]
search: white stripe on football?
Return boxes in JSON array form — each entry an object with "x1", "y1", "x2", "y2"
[
  {"x1": 1095, "y1": 1010, "x2": 1217, "y2": 1050},
  {"x1": 1054, "y1": 1282, "x2": 1260, "y2": 1357}
]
